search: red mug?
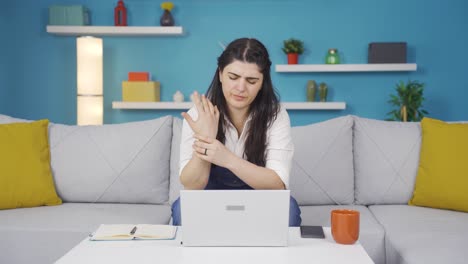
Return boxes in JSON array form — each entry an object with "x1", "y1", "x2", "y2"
[{"x1": 331, "y1": 209, "x2": 360, "y2": 245}]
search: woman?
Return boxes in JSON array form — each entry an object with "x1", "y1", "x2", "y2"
[{"x1": 172, "y1": 38, "x2": 301, "y2": 226}]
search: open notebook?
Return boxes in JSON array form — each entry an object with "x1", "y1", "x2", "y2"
[{"x1": 90, "y1": 224, "x2": 177, "y2": 241}]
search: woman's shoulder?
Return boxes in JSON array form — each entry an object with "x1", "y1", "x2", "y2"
[
  {"x1": 268, "y1": 105, "x2": 291, "y2": 129},
  {"x1": 276, "y1": 105, "x2": 290, "y2": 122}
]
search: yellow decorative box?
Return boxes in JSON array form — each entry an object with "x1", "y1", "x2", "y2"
[{"x1": 122, "y1": 81, "x2": 160, "y2": 102}]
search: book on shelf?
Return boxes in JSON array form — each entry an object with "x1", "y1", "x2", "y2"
[{"x1": 90, "y1": 224, "x2": 177, "y2": 241}]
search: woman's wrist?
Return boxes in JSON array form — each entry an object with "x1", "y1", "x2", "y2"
[
  {"x1": 224, "y1": 153, "x2": 241, "y2": 172},
  {"x1": 194, "y1": 152, "x2": 211, "y2": 165}
]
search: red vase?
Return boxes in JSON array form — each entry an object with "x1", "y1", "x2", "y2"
[
  {"x1": 114, "y1": 0, "x2": 127, "y2": 26},
  {"x1": 287, "y1": 53, "x2": 299, "y2": 64}
]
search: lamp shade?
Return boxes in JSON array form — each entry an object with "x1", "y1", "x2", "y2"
[
  {"x1": 77, "y1": 96, "x2": 103, "y2": 126},
  {"x1": 77, "y1": 36, "x2": 103, "y2": 125}
]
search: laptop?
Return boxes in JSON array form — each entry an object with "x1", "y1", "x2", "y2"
[{"x1": 180, "y1": 189, "x2": 290, "y2": 247}]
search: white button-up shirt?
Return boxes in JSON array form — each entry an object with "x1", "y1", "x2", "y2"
[{"x1": 179, "y1": 106, "x2": 294, "y2": 189}]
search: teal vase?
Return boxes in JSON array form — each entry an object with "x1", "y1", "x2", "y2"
[
  {"x1": 160, "y1": 10, "x2": 175, "y2": 26},
  {"x1": 325, "y1": 49, "x2": 340, "y2": 64},
  {"x1": 319, "y1": 83, "x2": 328, "y2": 102},
  {"x1": 306, "y1": 80, "x2": 317, "y2": 102}
]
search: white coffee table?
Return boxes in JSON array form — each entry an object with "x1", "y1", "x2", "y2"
[{"x1": 55, "y1": 227, "x2": 374, "y2": 264}]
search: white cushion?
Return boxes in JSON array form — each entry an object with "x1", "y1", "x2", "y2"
[
  {"x1": 353, "y1": 116, "x2": 421, "y2": 205},
  {"x1": 290, "y1": 115, "x2": 354, "y2": 205},
  {"x1": 0, "y1": 114, "x2": 172, "y2": 204}
]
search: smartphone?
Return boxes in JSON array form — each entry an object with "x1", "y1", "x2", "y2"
[{"x1": 300, "y1": 225, "x2": 325, "y2": 239}]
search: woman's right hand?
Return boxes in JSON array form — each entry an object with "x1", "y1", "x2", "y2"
[{"x1": 181, "y1": 91, "x2": 220, "y2": 139}]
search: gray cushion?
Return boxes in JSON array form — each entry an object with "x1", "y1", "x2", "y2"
[
  {"x1": 49, "y1": 117, "x2": 172, "y2": 204},
  {"x1": 290, "y1": 115, "x2": 354, "y2": 205},
  {"x1": 0, "y1": 114, "x2": 29, "y2": 123},
  {"x1": 0, "y1": 202, "x2": 171, "y2": 264},
  {"x1": 0, "y1": 202, "x2": 171, "y2": 231},
  {"x1": 300, "y1": 205, "x2": 385, "y2": 264},
  {"x1": 353, "y1": 116, "x2": 421, "y2": 205},
  {"x1": 0, "y1": 113, "x2": 172, "y2": 204},
  {"x1": 0, "y1": 228, "x2": 86, "y2": 264},
  {"x1": 369, "y1": 205, "x2": 468, "y2": 264},
  {"x1": 169, "y1": 117, "x2": 184, "y2": 204}
]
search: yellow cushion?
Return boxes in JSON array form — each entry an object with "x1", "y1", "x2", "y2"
[
  {"x1": 409, "y1": 117, "x2": 468, "y2": 212},
  {"x1": 0, "y1": 120, "x2": 62, "y2": 210}
]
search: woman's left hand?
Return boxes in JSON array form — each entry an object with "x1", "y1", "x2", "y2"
[
  {"x1": 192, "y1": 134, "x2": 236, "y2": 168},
  {"x1": 182, "y1": 92, "x2": 219, "y2": 139}
]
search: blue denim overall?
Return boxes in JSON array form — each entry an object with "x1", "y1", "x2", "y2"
[{"x1": 171, "y1": 165, "x2": 302, "y2": 226}]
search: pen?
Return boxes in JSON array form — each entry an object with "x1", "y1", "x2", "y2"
[{"x1": 130, "y1": 226, "x2": 137, "y2": 235}]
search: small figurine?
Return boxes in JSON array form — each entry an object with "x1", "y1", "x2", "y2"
[
  {"x1": 173, "y1": 90, "x2": 184, "y2": 102},
  {"x1": 114, "y1": 0, "x2": 127, "y2": 26}
]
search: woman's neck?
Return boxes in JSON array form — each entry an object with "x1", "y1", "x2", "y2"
[{"x1": 227, "y1": 108, "x2": 249, "y2": 136}]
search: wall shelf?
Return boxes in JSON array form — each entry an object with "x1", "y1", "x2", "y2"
[
  {"x1": 282, "y1": 102, "x2": 346, "y2": 110},
  {"x1": 46, "y1": 26, "x2": 184, "y2": 36},
  {"x1": 113, "y1": 102, "x2": 192, "y2": 109},
  {"x1": 112, "y1": 101, "x2": 346, "y2": 110},
  {"x1": 275, "y1": 63, "x2": 417, "y2": 72}
]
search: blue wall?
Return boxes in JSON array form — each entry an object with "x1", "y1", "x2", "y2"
[
  {"x1": 2, "y1": 0, "x2": 467, "y2": 126},
  {"x1": 0, "y1": 4, "x2": 11, "y2": 114}
]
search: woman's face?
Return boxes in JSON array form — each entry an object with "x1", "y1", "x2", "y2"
[{"x1": 219, "y1": 60, "x2": 263, "y2": 113}]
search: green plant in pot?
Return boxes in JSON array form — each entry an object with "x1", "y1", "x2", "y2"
[
  {"x1": 282, "y1": 38, "x2": 304, "y2": 64},
  {"x1": 386, "y1": 80, "x2": 428, "y2": 122}
]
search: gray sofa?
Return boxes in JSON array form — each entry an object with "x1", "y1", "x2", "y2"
[{"x1": 0, "y1": 114, "x2": 467, "y2": 264}]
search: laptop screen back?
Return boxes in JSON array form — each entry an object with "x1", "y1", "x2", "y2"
[{"x1": 180, "y1": 190, "x2": 290, "y2": 247}]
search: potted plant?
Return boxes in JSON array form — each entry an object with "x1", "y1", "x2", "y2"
[
  {"x1": 386, "y1": 80, "x2": 428, "y2": 122},
  {"x1": 282, "y1": 38, "x2": 304, "y2": 64}
]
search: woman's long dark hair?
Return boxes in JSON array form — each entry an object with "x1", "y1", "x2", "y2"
[{"x1": 206, "y1": 38, "x2": 280, "y2": 167}]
